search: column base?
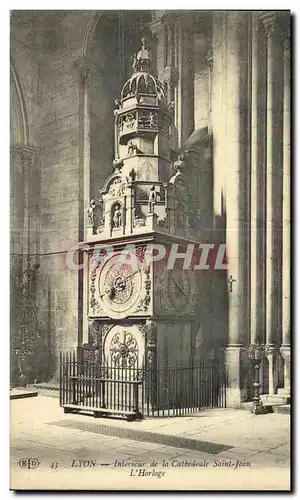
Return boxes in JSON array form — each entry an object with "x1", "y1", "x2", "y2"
[
  {"x1": 266, "y1": 347, "x2": 279, "y2": 395},
  {"x1": 279, "y1": 345, "x2": 291, "y2": 396},
  {"x1": 224, "y1": 346, "x2": 249, "y2": 408}
]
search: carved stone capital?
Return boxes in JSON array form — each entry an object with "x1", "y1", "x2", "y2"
[
  {"x1": 148, "y1": 17, "x2": 164, "y2": 36},
  {"x1": 20, "y1": 146, "x2": 35, "y2": 170},
  {"x1": 161, "y1": 65, "x2": 179, "y2": 88},
  {"x1": 74, "y1": 56, "x2": 104, "y2": 79},
  {"x1": 81, "y1": 66, "x2": 91, "y2": 82},
  {"x1": 280, "y1": 345, "x2": 290, "y2": 361},
  {"x1": 260, "y1": 12, "x2": 286, "y2": 38}
]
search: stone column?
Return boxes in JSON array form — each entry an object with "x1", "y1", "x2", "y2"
[
  {"x1": 280, "y1": 28, "x2": 291, "y2": 395},
  {"x1": 177, "y1": 15, "x2": 194, "y2": 145},
  {"x1": 81, "y1": 248, "x2": 91, "y2": 345},
  {"x1": 10, "y1": 147, "x2": 26, "y2": 291},
  {"x1": 206, "y1": 49, "x2": 213, "y2": 134},
  {"x1": 211, "y1": 11, "x2": 226, "y2": 220},
  {"x1": 261, "y1": 13, "x2": 284, "y2": 347},
  {"x1": 145, "y1": 320, "x2": 157, "y2": 412},
  {"x1": 261, "y1": 13, "x2": 284, "y2": 395},
  {"x1": 74, "y1": 60, "x2": 92, "y2": 240},
  {"x1": 74, "y1": 58, "x2": 94, "y2": 349},
  {"x1": 10, "y1": 147, "x2": 24, "y2": 256},
  {"x1": 214, "y1": 12, "x2": 250, "y2": 406},
  {"x1": 20, "y1": 146, "x2": 36, "y2": 270},
  {"x1": 250, "y1": 15, "x2": 267, "y2": 344}
]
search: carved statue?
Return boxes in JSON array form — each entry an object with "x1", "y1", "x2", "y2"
[
  {"x1": 174, "y1": 154, "x2": 185, "y2": 173},
  {"x1": 168, "y1": 101, "x2": 175, "y2": 113},
  {"x1": 131, "y1": 53, "x2": 137, "y2": 72},
  {"x1": 87, "y1": 199, "x2": 96, "y2": 226},
  {"x1": 112, "y1": 158, "x2": 123, "y2": 172},
  {"x1": 129, "y1": 168, "x2": 136, "y2": 181},
  {"x1": 157, "y1": 85, "x2": 165, "y2": 104},
  {"x1": 148, "y1": 185, "x2": 160, "y2": 213},
  {"x1": 149, "y1": 112, "x2": 156, "y2": 128},
  {"x1": 112, "y1": 204, "x2": 123, "y2": 229},
  {"x1": 113, "y1": 98, "x2": 121, "y2": 116},
  {"x1": 127, "y1": 140, "x2": 137, "y2": 156}
]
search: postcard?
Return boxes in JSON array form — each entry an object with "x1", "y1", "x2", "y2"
[{"x1": 10, "y1": 9, "x2": 291, "y2": 491}]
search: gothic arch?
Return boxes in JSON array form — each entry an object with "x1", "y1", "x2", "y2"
[
  {"x1": 10, "y1": 59, "x2": 29, "y2": 146},
  {"x1": 82, "y1": 11, "x2": 103, "y2": 58}
]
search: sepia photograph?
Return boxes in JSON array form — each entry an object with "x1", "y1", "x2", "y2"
[{"x1": 9, "y1": 8, "x2": 291, "y2": 491}]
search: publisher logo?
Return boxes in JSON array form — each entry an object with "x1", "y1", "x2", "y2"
[{"x1": 18, "y1": 457, "x2": 40, "y2": 469}]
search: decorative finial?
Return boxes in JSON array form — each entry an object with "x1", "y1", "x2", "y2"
[
  {"x1": 132, "y1": 35, "x2": 152, "y2": 73},
  {"x1": 148, "y1": 185, "x2": 160, "y2": 213},
  {"x1": 112, "y1": 158, "x2": 123, "y2": 172},
  {"x1": 113, "y1": 98, "x2": 121, "y2": 116}
]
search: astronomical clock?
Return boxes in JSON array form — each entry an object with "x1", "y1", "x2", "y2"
[
  {"x1": 82, "y1": 38, "x2": 201, "y2": 377},
  {"x1": 88, "y1": 248, "x2": 152, "y2": 320}
]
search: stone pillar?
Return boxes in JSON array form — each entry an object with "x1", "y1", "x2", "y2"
[
  {"x1": 10, "y1": 146, "x2": 26, "y2": 293},
  {"x1": 81, "y1": 249, "x2": 91, "y2": 345},
  {"x1": 280, "y1": 27, "x2": 291, "y2": 395},
  {"x1": 20, "y1": 146, "x2": 36, "y2": 269},
  {"x1": 10, "y1": 147, "x2": 24, "y2": 256},
  {"x1": 206, "y1": 49, "x2": 213, "y2": 134},
  {"x1": 177, "y1": 15, "x2": 194, "y2": 145},
  {"x1": 266, "y1": 348, "x2": 278, "y2": 395},
  {"x1": 214, "y1": 12, "x2": 250, "y2": 406},
  {"x1": 280, "y1": 347, "x2": 290, "y2": 395},
  {"x1": 261, "y1": 13, "x2": 284, "y2": 350},
  {"x1": 250, "y1": 15, "x2": 267, "y2": 345},
  {"x1": 211, "y1": 11, "x2": 226, "y2": 220},
  {"x1": 145, "y1": 320, "x2": 157, "y2": 411},
  {"x1": 74, "y1": 60, "x2": 92, "y2": 240},
  {"x1": 74, "y1": 58, "x2": 94, "y2": 349}
]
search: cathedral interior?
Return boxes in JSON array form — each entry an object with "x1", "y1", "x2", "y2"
[{"x1": 10, "y1": 10, "x2": 290, "y2": 408}]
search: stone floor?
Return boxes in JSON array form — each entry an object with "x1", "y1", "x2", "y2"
[{"x1": 10, "y1": 395, "x2": 290, "y2": 491}]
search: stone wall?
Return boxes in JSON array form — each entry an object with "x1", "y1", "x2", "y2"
[{"x1": 10, "y1": 10, "x2": 154, "y2": 378}]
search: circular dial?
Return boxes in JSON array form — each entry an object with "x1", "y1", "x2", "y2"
[
  {"x1": 166, "y1": 269, "x2": 192, "y2": 313},
  {"x1": 104, "y1": 325, "x2": 145, "y2": 370},
  {"x1": 98, "y1": 254, "x2": 142, "y2": 318}
]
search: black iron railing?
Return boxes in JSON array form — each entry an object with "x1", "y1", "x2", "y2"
[{"x1": 60, "y1": 351, "x2": 226, "y2": 418}]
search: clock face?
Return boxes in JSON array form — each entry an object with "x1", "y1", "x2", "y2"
[
  {"x1": 166, "y1": 269, "x2": 192, "y2": 313},
  {"x1": 98, "y1": 253, "x2": 142, "y2": 319}
]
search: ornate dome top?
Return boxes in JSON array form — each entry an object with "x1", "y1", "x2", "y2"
[
  {"x1": 120, "y1": 37, "x2": 167, "y2": 106},
  {"x1": 121, "y1": 72, "x2": 166, "y2": 104}
]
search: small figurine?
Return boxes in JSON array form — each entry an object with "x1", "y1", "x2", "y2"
[
  {"x1": 113, "y1": 98, "x2": 121, "y2": 116},
  {"x1": 127, "y1": 140, "x2": 137, "y2": 156},
  {"x1": 112, "y1": 158, "x2": 123, "y2": 172},
  {"x1": 174, "y1": 154, "x2": 185, "y2": 173},
  {"x1": 131, "y1": 53, "x2": 137, "y2": 72},
  {"x1": 129, "y1": 168, "x2": 136, "y2": 181},
  {"x1": 112, "y1": 204, "x2": 122, "y2": 229},
  {"x1": 87, "y1": 199, "x2": 96, "y2": 226},
  {"x1": 149, "y1": 112, "x2": 156, "y2": 128},
  {"x1": 148, "y1": 185, "x2": 160, "y2": 213},
  {"x1": 157, "y1": 85, "x2": 165, "y2": 104},
  {"x1": 168, "y1": 101, "x2": 175, "y2": 113}
]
